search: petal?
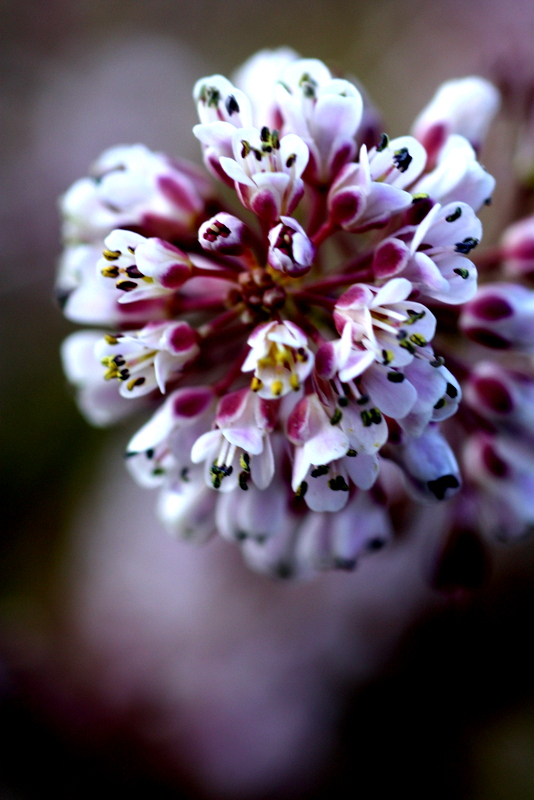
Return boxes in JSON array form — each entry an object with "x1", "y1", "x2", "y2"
[
  {"x1": 345, "y1": 452, "x2": 380, "y2": 489},
  {"x1": 363, "y1": 363, "x2": 417, "y2": 419}
]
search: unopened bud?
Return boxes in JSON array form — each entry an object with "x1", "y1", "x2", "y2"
[
  {"x1": 502, "y1": 214, "x2": 534, "y2": 279},
  {"x1": 268, "y1": 216, "x2": 315, "y2": 277},
  {"x1": 461, "y1": 283, "x2": 534, "y2": 352},
  {"x1": 412, "y1": 76, "x2": 500, "y2": 161},
  {"x1": 198, "y1": 213, "x2": 249, "y2": 255}
]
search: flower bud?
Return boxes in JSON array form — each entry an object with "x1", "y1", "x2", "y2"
[
  {"x1": 198, "y1": 213, "x2": 249, "y2": 255},
  {"x1": 386, "y1": 424, "x2": 461, "y2": 503},
  {"x1": 412, "y1": 76, "x2": 500, "y2": 161},
  {"x1": 267, "y1": 217, "x2": 315, "y2": 277},
  {"x1": 461, "y1": 283, "x2": 534, "y2": 351},
  {"x1": 501, "y1": 214, "x2": 534, "y2": 279}
]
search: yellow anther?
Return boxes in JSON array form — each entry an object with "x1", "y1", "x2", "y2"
[
  {"x1": 290, "y1": 373, "x2": 300, "y2": 391},
  {"x1": 274, "y1": 346, "x2": 288, "y2": 365},
  {"x1": 105, "y1": 334, "x2": 119, "y2": 345},
  {"x1": 101, "y1": 265, "x2": 119, "y2": 278},
  {"x1": 103, "y1": 367, "x2": 119, "y2": 380},
  {"x1": 103, "y1": 249, "x2": 121, "y2": 261},
  {"x1": 410, "y1": 333, "x2": 427, "y2": 347},
  {"x1": 250, "y1": 376, "x2": 262, "y2": 392},
  {"x1": 271, "y1": 379, "x2": 284, "y2": 396}
]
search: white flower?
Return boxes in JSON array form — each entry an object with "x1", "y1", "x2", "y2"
[
  {"x1": 334, "y1": 278, "x2": 436, "y2": 367},
  {"x1": 232, "y1": 47, "x2": 299, "y2": 128},
  {"x1": 61, "y1": 144, "x2": 212, "y2": 242},
  {"x1": 375, "y1": 202, "x2": 482, "y2": 304},
  {"x1": 242, "y1": 320, "x2": 314, "y2": 398},
  {"x1": 217, "y1": 126, "x2": 309, "y2": 222},
  {"x1": 413, "y1": 134, "x2": 495, "y2": 212},
  {"x1": 95, "y1": 321, "x2": 199, "y2": 398},
  {"x1": 191, "y1": 389, "x2": 276, "y2": 492},
  {"x1": 276, "y1": 58, "x2": 363, "y2": 184}
]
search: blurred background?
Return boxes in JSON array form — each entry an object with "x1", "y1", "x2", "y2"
[{"x1": 2, "y1": 0, "x2": 534, "y2": 797}]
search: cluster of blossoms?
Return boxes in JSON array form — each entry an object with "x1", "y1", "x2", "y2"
[{"x1": 58, "y1": 49, "x2": 533, "y2": 579}]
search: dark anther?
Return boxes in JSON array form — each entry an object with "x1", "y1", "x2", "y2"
[
  {"x1": 286, "y1": 154, "x2": 296, "y2": 168},
  {"x1": 54, "y1": 287, "x2": 71, "y2": 309},
  {"x1": 406, "y1": 309, "x2": 426, "y2": 323},
  {"x1": 240, "y1": 140, "x2": 251, "y2": 159},
  {"x1": 180, "y1": 467, "x2": 190, "y2": 482},
  {"x1": 275, "y1": 562, "x2": 294, "y2": 579},
  {"x1": 446, "y1": 206, "x2": 462, "y2": 223},
  {"x1": 239, "y1": 471, "x2": 250, "y2": 490},
  {"x1": 370, "y1": 408, "x2": 382, "y2": 424},
  {"x1": 116, "y1": 280, "x2": 138, "y2": 292},
  {"x1": 453, "y1": 267, "x2": 470, "y2": 279},
  {"x1": 338, "y1": 396, "x2": 348, "y2": 407},
  {"x1": 367, "y1": 538, "x2": 385, "y2": 551},
  {"x1": 346, "y1": 449, "x2": 358, "y2": 457},
  {"x1": 393, "y1": 147, "x2": 412, "y2": 172},
  {"x1": 377, "y1": 133, "x2": 389, "y2": 152},
  {"x1": 361, "y1": 410, "x2": 372, "y2": 427},
  {"x1": 328, "y1": 475, "x2": 349, "y2": 491},
  {"x1": 126, "y1": 265, "x2": 144, "y2": 278},
  {"x1": 330, "y1": 408, "x2": 343, "y2": 425},
  {"x1": 400, "y1": 339, "x2": 416, "y2": 355},
  {"x1": 387, "y1": 371, "x2": 405, "y2": 383},
  {"x1": 434, "y1": 397, "x2": 446, "y2": 409},
  {"x1": 430, "y1": 356, "x2": 445, "y2": 368},
  {"x1": 146, "y1": 448, "x2": 154, "y2": 459},
  {"x1": 205, "y1": 87, "x2": 220, "y2": 107},
  {"x1": 260, "y1": 126, "x2": 270, "y2": 141},
  {"x1": 225, "y1": 94, "x2": 240, "y2": 115},
  {"x1": 295, "y1": 480, "x2": 308, "y2": 498},
  {"x1": 427, "y1": 474, "x2": 460, "y2": 500},
  {"x1": 454, "y1": 237, "x2": 479, "y2": 255},
  {"x1": 356, "y1": 394, "x2": 369, "y2": 405},
  {"x1": 311, "y1": 465, "x2": 330, "y2": 478},
  {"x1": 334, "y1": 558, "x2": 356, "y2": 571},
  {"x1": 446, "y1": 382, "x2": 458, "y2": 398}
]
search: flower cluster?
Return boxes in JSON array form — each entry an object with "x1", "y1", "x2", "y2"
[{"x1": 59, "y1": 49, "x2": 525, "y2": 579}]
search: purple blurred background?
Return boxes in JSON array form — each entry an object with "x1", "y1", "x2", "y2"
[{"x1": 2, "y1": 0, "x2": 534, "y2": 797}]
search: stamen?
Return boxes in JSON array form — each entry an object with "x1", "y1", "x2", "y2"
[
  {"x1": 446, "y1": 207, "x2": 462, "y2": 222},
  {"x1": 126, "y1": 376, "x2": 146, "y2": 391},
  {"x1": 225, "y1": 95, "x2": 240, "y2": 115},
  {"x1": 102, "y1": 249, "x2": 121, "y2": 261},
  {"x1": 376, "y1": 133, "x2": 389, "y2": 152},
  {"x1": 454, "y1": 237, "x2": 479, "y2": 255},
  {"x1": 330, "y1": 408, "x2": 343, "y2": 425},
  {"x1": 311, "y1": 465, "x2": 329, "y2": 477},
  {"x1": 393, "y1": 147, "x2": 412, "y2": 172}
]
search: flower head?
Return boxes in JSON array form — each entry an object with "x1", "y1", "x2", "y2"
[{"x1": 59, "y1": 50, "x2": 524, "y2": 579}]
